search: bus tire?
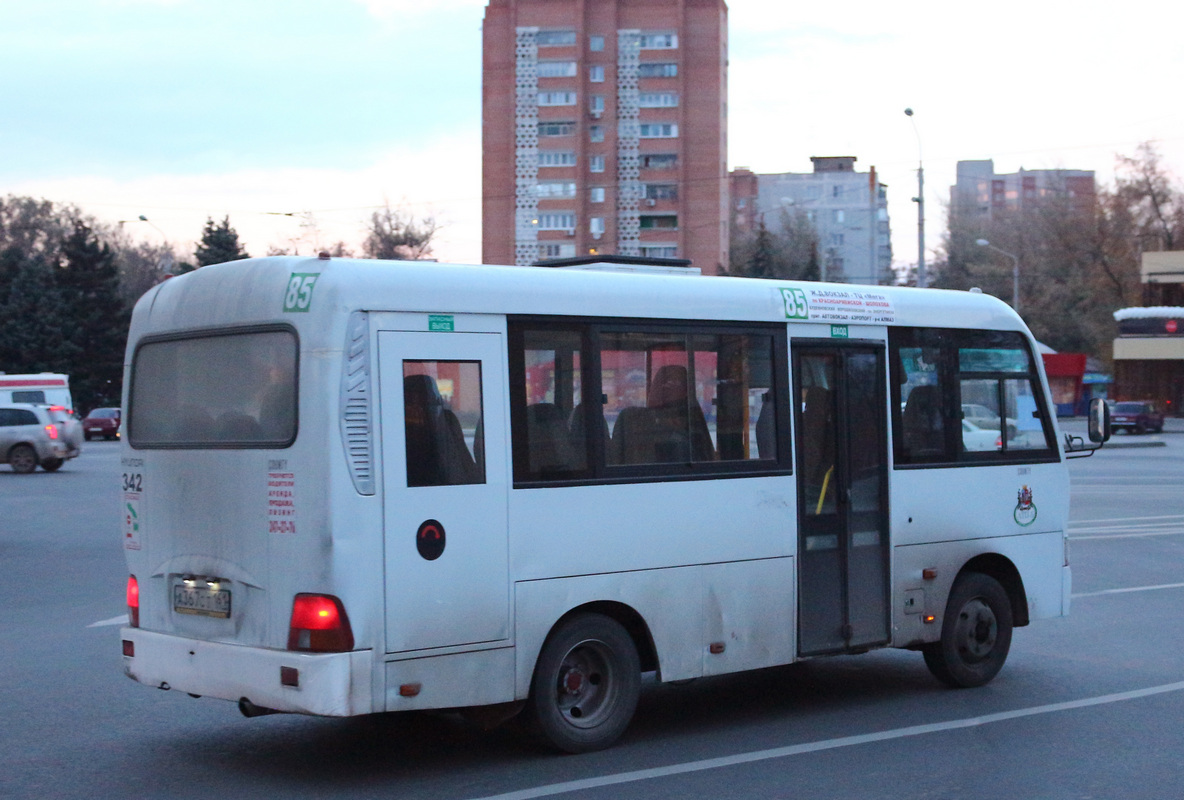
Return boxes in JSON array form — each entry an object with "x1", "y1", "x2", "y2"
[
  {"x1": 527, "y1": 613, "x2": 641, "y2": 753},
  {"x1": 923, "y1": 572, "x2": 1013, "y2": 688},
  {"x1": 9, "y1": 444, "x2": 38, "y2": 474}
]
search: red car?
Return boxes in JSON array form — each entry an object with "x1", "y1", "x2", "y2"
[
  {"x1": 82, "y1": 407, "x2": 121, "y2": 440},
  {"x1": 1111, "y1": 401, "x2": 1164, "y2": 434}
]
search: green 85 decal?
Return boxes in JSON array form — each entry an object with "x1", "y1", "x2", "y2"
[
  {"x1": 780, "y1": 287, "x2": 809, "y2": 320},
  {"x1": 283, "y1": 273, "x2": 319, "y2": 312}
]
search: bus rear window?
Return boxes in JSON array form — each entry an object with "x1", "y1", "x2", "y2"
[{"x1": 129, "y1": 328, "x2": 297, "y2": 448}]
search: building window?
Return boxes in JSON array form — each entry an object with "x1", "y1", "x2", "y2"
[
  {"x1": 589, "y1": 125, "x2": 604, "y2": 143},
  {"x1": 589, "y1": 35, "x2": 604, "y2": 52},
  {"x1": 639, "y1": 245, "x2": 678, "y2": 258},
  {"x1": 538, "y1": 91, "x2": 577, "y2": 107},
  {"x1": 537, "y1": 182, "x2": 577, "y2": 198},
  {"x1": 538, "y1": 61, "x2": 577, "y2": 78},
  {"x1": 639, "y1": 92, "x2": 678, "y2": 108},
  {"x1": 590, "y1": 217, "x2": 605, "y2": 235},
  {"x1": 589, "y1": 65, "x2": 605, "y2": 83},
  {"x1": 639, "y1": 32, "x2": 678, "y2": 49},
  {"x1": 539, "y1": 151, "x2": 577, "y2": 168},
  {"x1": 640, "y1": 215, "x2": 678, "y2": 230},
  {"x1": 590, "y1": 155, "x2": 605, "y2": 173},
  {"x1": 641, "y1": 153, "x2": 678, "y2": 169},
  {"x1": 832, "y1": 185, "x2": 842, "y2": 198},
  {"x1": 537, "y1": 30, "x2": 576, "y2": 47},
  {"x1": 644, "y1": 184, "x2": 678, "y2": 201},
  {"x1": 538, "y1": 213, "x2": 576, "y2": 231},
  {"x1": 589, "y1": 94, "x2": 605, "y2": 115},
  {"x1": 639, "y1": 123, "x2": 678, "y2": 138},
  {"x1": 538, "y1": 121, "x2": 576, "y2": 137},
  {"x1": 542, "y1": 244, "x2": 577, "y2": 258},
  {"x1": 638, "y1": 62, "x2": 677, "y2": 78},
  {"x1": 833, "y1": 210, "x2": 845, "y2": 223},
  {"x1": 590, "y1": 187, "x2": 606, "y2": 203},
  {"x1": 829, "y1": 233, "x2": 845, "y2": 246}
]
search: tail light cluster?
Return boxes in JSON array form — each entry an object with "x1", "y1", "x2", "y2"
[
  {"x1": 45, "y1": 424, "x2": 59, "y2": 440},
  {"x1": 287, "y1": 593, "x2": 354, "y2": 652},
  {"x1": 127, "y1": 575, "x2": 140, "y2": 627}
]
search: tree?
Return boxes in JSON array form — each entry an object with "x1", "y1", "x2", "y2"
[
  {"x1": 195, "y1": 216, "x2": 249, "y2": 266},
  {"x1": 1115, "y1": 142, "x2": 1184, "y2": 253},
  {"x1": 729, "y1": 210, "x2": 821, "y2": 281},
  {"x1": 0, "y1": 247, "x2": 73, "y2": 373},
  {"x1": 362, "y1": 204, "x2": 438, "y2": 261},
  {"x1": 55, "y1": 222, "x2": 129, "y2": 410}
]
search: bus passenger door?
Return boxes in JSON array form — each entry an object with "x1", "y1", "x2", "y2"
[
  {"x1": 378, "y1": 330, "x2": 509, "y2": 653},
  {"x1": 794, "y1": 344, "x2": 890, "y2": 655}
]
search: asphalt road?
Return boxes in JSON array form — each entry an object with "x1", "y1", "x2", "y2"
[{"x1": 3, "y1": 427, "x2": 1184, "y2": 800}]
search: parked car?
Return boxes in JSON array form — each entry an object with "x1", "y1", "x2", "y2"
[
  {"x1": 1111, "y1": 400, "x2": 1164, "y2": 434},
  {"x1": 961, "y1": 419, "x2": 1002, "y2": 452},
  {"x1": 82, "y1": 407, "x2": 121, "y2": 440},
  {"x1": 962, "y1": 403, "x2": 1018, "y2": 439},
  {"x1": 0, "y1": 403, "x2": 78, "y2": 472}
]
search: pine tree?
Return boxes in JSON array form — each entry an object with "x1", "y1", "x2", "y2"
[
  {"x1": 56, "y1": 222, "x2": 129, "y2": 411},
  {"x1": 0, "y1": 247, "x2": 73, "y2": 373},
  {"x1": 195, "y1": 216, "x2": 249, "y2": 266}
]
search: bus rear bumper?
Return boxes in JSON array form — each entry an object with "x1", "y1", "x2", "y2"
[{"x1": 121, "y1": 628, "x2": 373, "y2": 717}]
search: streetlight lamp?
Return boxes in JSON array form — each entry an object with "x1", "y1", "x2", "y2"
[
  {"x1": 976, "y1": 238, "x2": 1020, "y2": 313},
  {"x1": 904, "y1": 108, "x2": 926, "y2": 288}
]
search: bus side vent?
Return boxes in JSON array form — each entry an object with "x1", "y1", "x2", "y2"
[{"x1": 340, "y1": 311, "x2": 375, "y2": 495}]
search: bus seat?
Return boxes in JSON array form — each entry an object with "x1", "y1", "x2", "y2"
[
  {"x1": 567, "y1": 404, "x2": 605, "y2": 466},
  {"x1": 403, "y1": 374, "x2": 479, "y2": 486},
  {"x1": 755, "y1": 391, "x2": 776, "y2": 460},
  {"x1": 526, "y1": 402, "x2": 577, "y2": 473},
  {"x1": 648, "y1": 364, "x2": 716, "y2": 462},
  {"x1": 901, "y1": 385, "x2": 944, "y2": 458},
  {"x1": 609, "y1": 406, "x2": 658, "y2": 464}
]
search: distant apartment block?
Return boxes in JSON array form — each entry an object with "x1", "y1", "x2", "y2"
[
  {"x1": 482, "y1": 0, "x2": 729, "y2": 273},
  {"x1": 950, "y1": 159, "x2": 1096, "y2": 221},
  {"x1": 730, "y1": 156, "x2": 892, "y2": 285}
]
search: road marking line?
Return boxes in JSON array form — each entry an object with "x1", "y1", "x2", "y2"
[
  {"x1": 88, "y1": 615, "x2": 127, "y2": 628},
  {"x1": 1073, "y1": 582, "x2": 1184, "y2": 598},
  {"x1": 466, "y1": 681, "x2": 1184, "y2": 800}
]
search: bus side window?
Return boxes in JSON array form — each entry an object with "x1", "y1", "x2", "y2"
[{"x1": 403, "y1": 363, "x2": 484, "y2": 487}]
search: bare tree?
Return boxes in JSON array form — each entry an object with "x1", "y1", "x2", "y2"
[{"x1": 362, "y1": 204, "x2": 439, "y2": 261}]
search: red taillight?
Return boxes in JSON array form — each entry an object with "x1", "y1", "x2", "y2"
[
  {"x1": 45, "y1": 424, "x2": 58, "y2": 440},
  {"x1": 288, "y1": 594, "x2": 354, "y2": 652},
  {"x1": 127, "y1": 575, "x2": 139, "y2": 628}
]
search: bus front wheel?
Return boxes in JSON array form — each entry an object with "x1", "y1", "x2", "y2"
[
  {"x1": 527, "y1": 612, "x2": 641, "y2": 753},
  {"x1": 923, "y1": 572, "x2": 1013, "y2": 688}
]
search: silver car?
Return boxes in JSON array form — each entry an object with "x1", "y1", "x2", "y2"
[{"x1": 0, "y1": 403, "x2": 77, "y2": 472}]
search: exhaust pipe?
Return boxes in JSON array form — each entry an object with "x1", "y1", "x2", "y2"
[{"x1": 238, "y1": 697, "x2": 284, "y2": 718}]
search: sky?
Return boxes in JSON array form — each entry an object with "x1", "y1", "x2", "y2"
[{"x1": 3, "y1": 0, "x2": 1182, "y2": 270}]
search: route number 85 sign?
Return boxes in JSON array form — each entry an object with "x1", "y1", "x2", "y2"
[
  {"x1": 283, "y1": 273, "x2": 319, "y2": 313},
  {"x1": 780, "y1": 287, "x2": 809, "y2": 320}
]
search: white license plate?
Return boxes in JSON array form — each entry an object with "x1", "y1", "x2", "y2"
[
  {"x1": 173, "y1": 584, "x2": 232, "y2": 618},
  {"x1": 88, "y1": 427, "x2": 103, "y2": 432}
]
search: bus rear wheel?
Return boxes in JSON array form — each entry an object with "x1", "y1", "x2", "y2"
[
  {"x1": 923, "y1": 572, "x2": 1013, "y2": 688},
  {"x1": 527, "y1": 613, "x2": 641, "y2": 753}
]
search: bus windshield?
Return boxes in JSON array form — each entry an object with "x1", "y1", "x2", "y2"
[{"x1": 129, "y1": 328, "x2": 297, "y2": 448}]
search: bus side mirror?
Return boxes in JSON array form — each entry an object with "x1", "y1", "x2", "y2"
[{"x1": 1088, "y1": 398, "x2": 1111, "y2": 444}]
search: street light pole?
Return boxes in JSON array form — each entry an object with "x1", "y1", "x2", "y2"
[
  {"x1": 904, "y1": 108, "x2": 926, "y2": 288},
  {"x1": 976, "y1": 238, "x2": 1020, "y2": 314}
]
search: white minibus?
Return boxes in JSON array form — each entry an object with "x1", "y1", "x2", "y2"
[{"x1": 119, "y1": 255, "x2": 1102, "y2": 752}]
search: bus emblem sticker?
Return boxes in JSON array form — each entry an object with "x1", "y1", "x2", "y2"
[
  {"x1": 416, "y1": 519, "x2": 446, "y2": 561},
  {"x1": 1014, "y1": 485, "x2": 1037, "y2": 526}
]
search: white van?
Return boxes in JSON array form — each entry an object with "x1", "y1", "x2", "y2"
[
  {"x1": 119, "y1": 255, "x2": 1101, "y2": 752},
  {"x1": 0, "y1": 373, "x2": 73, "y2": 410}
]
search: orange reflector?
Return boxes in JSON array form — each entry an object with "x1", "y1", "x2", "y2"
[
  {"x1": 922, "y1": 568, "x2": 938, "y2": 580},
  {"x1": 924, "y1": 615, "x2": 937, "y2": 624},
  {"x1": 400, "y1": 683, "x2": 422, "y2": 697},
  {"x1": 709, "y1": 642, "x2": 726, "y2": 655},
  {"x1": 127, "y1": 575, "x2": 140, "y2": 628}
]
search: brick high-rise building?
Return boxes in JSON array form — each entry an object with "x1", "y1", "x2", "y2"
[{"x1": 482, "y1": 0, "x2": 729, "y2": 273}]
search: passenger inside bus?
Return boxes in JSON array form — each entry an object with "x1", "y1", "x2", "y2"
[{"x1": 403, "y1": 374, "x2": 481, "y2": 487}]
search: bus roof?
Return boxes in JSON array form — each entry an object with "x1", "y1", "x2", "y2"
[{"x1": 133, "y1": 256, "x2": 1027, "y2": 337}]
